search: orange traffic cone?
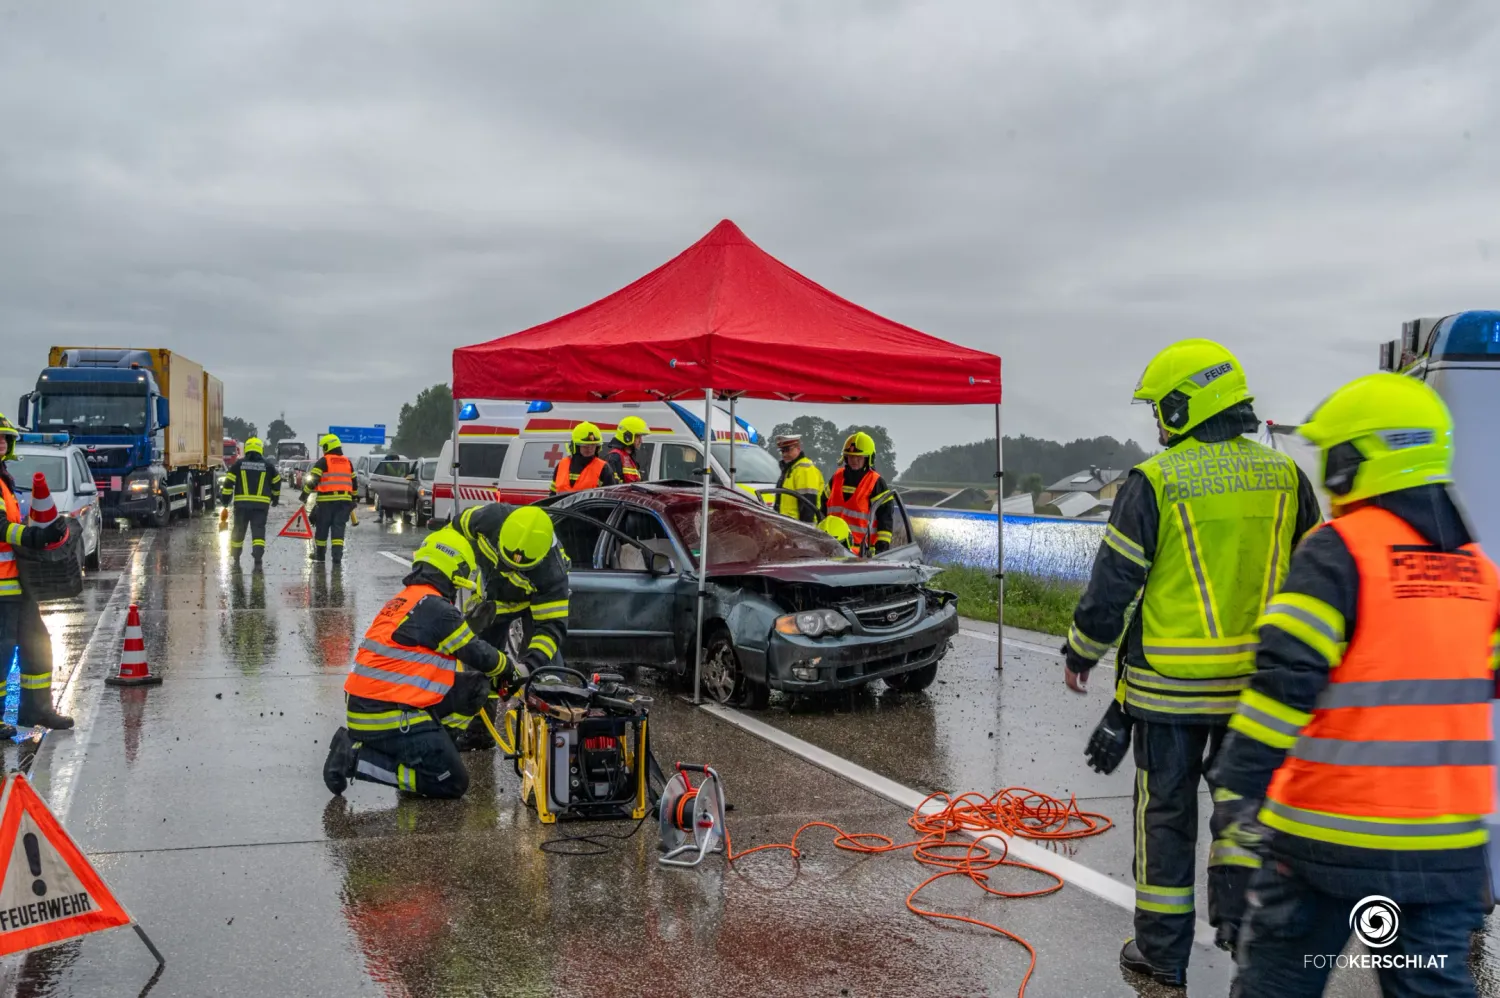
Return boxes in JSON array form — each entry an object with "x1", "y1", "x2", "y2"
[
  {"x1": 106, "y1": 604, "x2": 162, "y2": 687},
  {"x1": 27, "y1": 472, "x2": 56, "y2": 525}
]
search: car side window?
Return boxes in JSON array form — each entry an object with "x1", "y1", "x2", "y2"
[
  {"x1": 657, "y1": 443, "x2": 701, "y2": 482},
  {"x1": 882, "y1": 493, "x2": 912, "y2": 548},
  {"x1": 73, "y1": 453, "x2": 94, "y2": 491},
  {"x1": 633, "y1": 442, "x2": 656, "y2": 478},
  {"x1": 457, "y1": 442, "x2": 509, "y2": 480},
  {"x1": 608, "y1": 507, "x2": 676, "y2": 572},
  {"x1": 551, "y1": 503, "x2": 613, "y2": 570}
]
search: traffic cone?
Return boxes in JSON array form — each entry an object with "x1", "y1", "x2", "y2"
[
  {"x1": 27, "y1": 472, "x2": 56, "y2": 525},
  {"x1": 105, "y1": 604, "x2": 162, "y2": 687}
]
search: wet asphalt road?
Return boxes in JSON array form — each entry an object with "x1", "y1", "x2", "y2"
[{"x1": 0, "y1": 508, "x2": 1476, "y2": 997}]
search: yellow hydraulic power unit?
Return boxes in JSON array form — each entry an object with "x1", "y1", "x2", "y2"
[{"x1": 506, "y1": 666, "x2": 653, "y2": 824}]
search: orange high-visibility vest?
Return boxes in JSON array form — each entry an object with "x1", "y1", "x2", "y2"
[
  {"x1": 343, "y1": 584, "x2": 455, "y2": 709},
  {"x1": 0, "y1": 480, "x2": 20, "y2": 598},
  {"x1": 1265, "y1": 507, "x2": 1499, "y2": 839},
  {"x1": 553, "y1": 456, "x2": 607, "y2": 493},
  {"x1": 827, "y1": 468, "x2": 879, "y2": 554},
  {"x1": 316, "y1": 454, "x2": 355, "y2": 497}
]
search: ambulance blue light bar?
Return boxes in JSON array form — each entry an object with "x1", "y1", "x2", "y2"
[
  {"x1": 458, "y1": 403, "x2": 480, "y2": 420},
  {"x1": 526, "y1": 401, "x2": 553, "y2": 413},
  {"x1": 18, "y1": 433, "x2": 70, "y2": 445}
]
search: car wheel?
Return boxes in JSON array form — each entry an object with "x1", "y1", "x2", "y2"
[
  {"x1": 699, "y1": 629, "x2": 768, "y2": 708},
  {"x1": 85, "y1": 540, "x2": 101, "y2": 571},
  {"x1": 149, "y1": 496, "x2": 169, "y2": 529},
  {"x1": 884, "y1": 660, "x2": 939, "y2": 693}
]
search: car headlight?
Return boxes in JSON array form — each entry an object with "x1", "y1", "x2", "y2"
[{"x1": 774, "y1": 609, "x2": 850, "y2": 637}]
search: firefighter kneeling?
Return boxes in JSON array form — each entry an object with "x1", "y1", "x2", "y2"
[
  {"x1": 1212, "y1": 374, "x2": 1500, "y2": 996},
  {"x1": 322, "y1": 527, "x2": 525, "y2": 799}
]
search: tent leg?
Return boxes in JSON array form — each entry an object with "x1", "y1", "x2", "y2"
[
  {"x1": 449, "y1": 397, "x2": 462, "y2": 525},
  {"x1": 995, "y1": 403, "x2": 1004, "y2": 674},
  {"x1": 727, "y1": 396, "x2": 737, "y2": 488},
  {"x1": 693, "y1": 388, "x2": 713, "y2": 705}
]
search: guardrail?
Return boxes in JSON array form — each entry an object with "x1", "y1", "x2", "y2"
[{"x1": 907, "y1": 506, "x2": 1105, "y2": 583}]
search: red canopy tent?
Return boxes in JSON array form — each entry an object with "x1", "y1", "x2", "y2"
[{"x1": 451, "y1": 220, "x2": 1006, "y2": 696}]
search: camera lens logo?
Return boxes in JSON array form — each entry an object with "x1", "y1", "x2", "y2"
[{"x1": 1350, "y1": 895, "x2": 1401, "y2": 948}]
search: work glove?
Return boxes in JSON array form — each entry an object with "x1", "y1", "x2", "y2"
[
  {"x1": 1084, "y1": 700, "x2": 1133, "y2": 774},
  {"x1": 449, "y1": 669, "x2": 491, "y2": 719},
  {"x1": 41, "y1": 518, "x2": 68, "y2": 546},
  {"x1": 463, "y1": 599, "x2": 497, "y2": 638},
  {"x1": 1212, "y1": 794, "x2": 1268, "y2": 856},
  {"x1": 497, "y1": 659, "x2": 529, "y2": 696}
]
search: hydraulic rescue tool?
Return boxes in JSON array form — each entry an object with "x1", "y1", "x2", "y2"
[{"x1": 657, "y1": 763, "x2": 728, "y2": 868}]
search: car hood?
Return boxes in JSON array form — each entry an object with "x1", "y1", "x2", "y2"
[{"x1": 708, "y1": 559, "x2": 938, "y2": 587}]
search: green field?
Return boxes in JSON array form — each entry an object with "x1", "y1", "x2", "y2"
[{"x1": 930, "y1": 564, "x2": 1083, "y2": 636}]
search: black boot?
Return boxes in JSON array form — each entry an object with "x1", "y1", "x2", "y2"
[
  {"x1": 18, "y1": 686, "x2": 74, "y2": 730},
  {"x1": 323, "y1": 727, "x2": 358, "y2": 795},
  {"x1": 1120, "y1": 940, "x2": 1186, "y2": 988}
]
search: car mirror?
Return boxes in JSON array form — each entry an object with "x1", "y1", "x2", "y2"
[
  {"x1": 75, "y1": 485, "x2": 96, "y2": 496},
  {"x1": 405, "y1": 474, "x2": 416, "y2": 481},
  {"x1": 649, "y1": 552, "x2": 673, "y2": 575}
]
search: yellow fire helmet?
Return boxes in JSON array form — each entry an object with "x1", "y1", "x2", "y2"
[
  {"x1": 819, "y1": 515, "x2": 853, "y2": 549},
  {"x1": 498, "y1": 505, "x2": 556, "y2": 570},
  {"x1": 569, "y1": 422, "x2": 603, "y2": 454},
  {"x1": 843, "y1": 431, "x2": 876, "y2": 458},
  {"x1": 413, "y1": 526, "x2": 479, "y2": 590},
  {"x1": 1298, "y1": 373, "x2": 1453, "y2": 507},
  {"x1": 319, "y1": 433, "x2": 343, "y2": 453},
  {"x1": 0, "y1": 413, "x2": 17, "y2": 461},
  {"x1": 243, "y1": 437, "x2": 264, "y2": 454},
  {"x1": 1132, "y1": 339, "x2": 1253, "y2": 439},
  {"x1": 616, "y1": 415, "x2": 650, "y2": 447}
]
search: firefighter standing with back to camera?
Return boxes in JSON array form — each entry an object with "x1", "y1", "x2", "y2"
[
  {"x1": 552, "y1": 422, "x2": 620, "y2": 494},
  {"x1": 323, "y1": 527, "x2": 522, "y2": 799},
  {"x1": 1063, "y1": 340, "x2": 1320, "y2": 986},
  {"x1": 823, "y1": 432, "x2": 894, "y2": 555},
  {"x1": 0, "y1": 414, "x2": 73, "y2": 733},
  {"x1": 219, "y1": 436, "x2": 280, "y2": 567},
  {"x1": 1210, "y1": 374, "x2": 1500, "y2": 997},
  {"x1": 451, "y1": 502, "x2": 570, "y2": 748},
  {"x1": 301, "y1": 433, "x2": 356, "y2": 564}
]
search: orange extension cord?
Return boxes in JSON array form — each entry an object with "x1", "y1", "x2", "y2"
[{"x1": 683, "y1": 781, "x2": 1112, "y2": 998}]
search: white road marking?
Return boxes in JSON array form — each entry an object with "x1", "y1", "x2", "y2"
[
  {"x1": 379, "y1": 550, "x2": 412, "y2": 568},
  {"x1": 35, "y1": 532, "x2": 156, "y2": 822},
  {"x1": 700, "y1": 701, "x2": 1217, "y2": 948},
  {"x1": 958, "y1": 627, "x2": 1115, "y2": 670}
]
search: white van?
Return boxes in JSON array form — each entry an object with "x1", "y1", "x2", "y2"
[{"x1": 431, "y1": 400, "x2": 790, "y2": 522}]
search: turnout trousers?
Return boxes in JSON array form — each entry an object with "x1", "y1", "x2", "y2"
[
  {"x1": 230, "y1": 506, "x2": 269, "y2": 560},
  {"x1": 1131, "y1": 719, "x2": 1249, "y2": 971},
  {"x1": 313, "y1": 500, "x2": 354, "y2": 562},
  {"x1": 351, "y1": 725, "x2": 469, "y2": 800},
  {"x1": 1232, "y1": 862, "x2": 1484, "y2": 997},
  {"x1": 0, "y1": 598, "x2": 64, "y2": 726}
]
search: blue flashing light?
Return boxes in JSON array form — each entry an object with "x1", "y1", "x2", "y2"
[
  {"x1": 526, "y1": 401, "x2": 554, "y2": 413},
  {"x1": 458, "y1": 403, "x2": 480, "y2": 421},
  {"x1": 733, "y1": 414, "x2": 760, "y2": 445},
  {"x1": 18, "y1": 432, "x2": 70, "y2": 445},
  {"x1": 665, "y1": 400, "x2": 705, "y2": 440}
]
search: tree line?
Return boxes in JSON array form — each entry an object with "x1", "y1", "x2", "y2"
[
  {"x1": 901, "y1": 434, "x2": 1151, "y2": 495},
  {"x1": 224, "y1": 384, "x2": 455, "y2": 458}
]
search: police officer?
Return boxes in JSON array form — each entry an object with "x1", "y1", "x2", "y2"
[
  {"x1": 551, "y1": 422, "x2": 620, "y2": 494},
  {"x1": 322, "y1": 527, "x2": 522, "y2": 799},
  {"x1": 823, "y1": 432, "x2": 894, "y2": 555},
  {"x1": 604, "y1": 416, "x2": 650, "y2": 484},
  {"x1": 775, "y1": 434, "x2": 825, "y2": 523},
  {"x1": 1063, "y1": 339, "x2": 1320, "y2": 985},
  {"x1": 301, "y1": 433, "x2": 356, "y2": 564},
  {"x1": 219, "y1": 436, "x2": 280, "y2": 567},
  {"x1": 1211, "y1": 374, "x2": 1498, "y2": 996},
  {"x1": 451, "y1": 503, "x2": 571, "y2": 748},
  {"x1": 0, "y1": 414, "x2": 73, "y2": 734}
]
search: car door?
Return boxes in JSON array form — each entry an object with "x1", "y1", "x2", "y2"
[
  {"x1": 584, "y1": 503, "x2": 687, "y2": 666},
  {"x1": 873, "y1": 492, "x2": 925, "y2": 563},
  {"x1": 545, "y1": 497, "x2": 620, "y2": 665},
  {"x1": 70, "y1": 450, "x2": 101, "y2": 557}
]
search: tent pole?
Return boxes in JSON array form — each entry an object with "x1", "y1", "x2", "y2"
[
  {"x1": 450, "y1": 396, "x2": 462, "y2": 526},
  {"x1": 693, "y1": 388, "x2": 713, "y2": 705},
  {"x1": 995, "y1": 403, "x2": 1004, "y2": 673},
  {"x1": 727, "y1": 395, "x2": 737, "y2": 488}
]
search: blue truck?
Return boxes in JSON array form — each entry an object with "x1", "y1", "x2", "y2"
[{"x1": 16, "y1": 347, "x2": 225, "y2": 527}]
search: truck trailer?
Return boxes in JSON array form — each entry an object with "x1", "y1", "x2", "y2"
[{"x1": 16, "y1": 347, "x2": 225, "y2": 527}]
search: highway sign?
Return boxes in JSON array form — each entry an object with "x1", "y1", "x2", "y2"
[{"x1": 327, "y1": 425, "x2": 386, "y2": 445}]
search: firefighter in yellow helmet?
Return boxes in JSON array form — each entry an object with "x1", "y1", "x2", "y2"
[
  {"x1": 1063, "y1": 339, "x2": 1321, "y2": 984},
  {"x1": 323, "y1": 526, "x2": 522, "y2": 798},
  {"x1": 450, "y1": 503, "x2": 571, "y2": 749},
  {"x1": 218, "y1": 436, "x2": 280, "y2": 568},
  {"x1": 300, "y1": 433, "x2": 356, "y2": 564},
  {"x1": 818, "y1": 515, "x2": 854, "y2": 552},
  {"x1": 1212, "y1": 374, "x2": 1498, "y2": 995},
  {"x1": 0, "y1": 413, "x2": 74, "y2": 735},
  {"x1": 604, "y1": 416, "x2": 650, "y2": 484},
  {"x1": 822, "y1": 432, "x2": 894, "y2": 555},
  {"x1": 551, "y1": 422, "x2": 620, "y2": 494}
]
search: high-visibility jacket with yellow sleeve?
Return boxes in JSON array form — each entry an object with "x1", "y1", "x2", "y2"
[
  {"x1": 1065, "y1": 406, "x2": 1322, "y2": 723},
  {"x1": 454, "y1": 502, "x2": 572, "y2": 672},
  {"x1": 776, "y1": 455, "x2": 825, "y2": 523},
  {"x1": 219, "y1": 454, "x2": 281, "y2": 506},
  {"x1": 1212, "y1": 484, "x2": 1500, "y2": 902}
]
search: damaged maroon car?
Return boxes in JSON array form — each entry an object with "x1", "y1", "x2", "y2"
[{"x1": 537, "y1": 483, "x2": 959, "y2": 707}]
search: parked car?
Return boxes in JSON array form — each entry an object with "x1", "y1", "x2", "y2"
[
  {"x1": 415, "y1": 457, "x2": 437, "y2": 525},
  {"x1": 367, "y1": 458, "x2": 419, "y2": 522},
  {"x1": 535, "y1": 483, "x2": 958, "y2": 706},
  {"x1": 11, "y1": 433, "x2": 104, "y2": 571},
  {"x1": 355, "y1": 452, "x2": 402, "y2": 504}
]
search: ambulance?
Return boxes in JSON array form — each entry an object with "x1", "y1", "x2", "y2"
[{"x1": 430, "y1": 400, "x2": 790, "y2": 522}]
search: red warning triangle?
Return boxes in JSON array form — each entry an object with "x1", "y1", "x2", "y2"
[
  {"x1": 278, "y1": 507, "x2": 314, "y2": 539},
  {"x1": 0, "y1": 774, "x2": 133, "y2": 958}
]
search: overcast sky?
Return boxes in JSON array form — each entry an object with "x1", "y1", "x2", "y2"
[{"x1": 1, "y1": 1, "x2": 1495, "y2": 473}]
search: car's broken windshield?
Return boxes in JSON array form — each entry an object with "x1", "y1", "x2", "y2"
[{"x1": 669, "y1": 499, "x2": 847, "y2": 567}]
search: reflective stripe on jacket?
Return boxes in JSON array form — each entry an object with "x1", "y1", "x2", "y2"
[
  {"x1": 0, "y1": 480, "x2": 20, "y2": 598},
  {"x1": 1128, "y1": 437, "x2": 1300, "y2": 716},
  {"x1": 1260, "y1": 506, "x2": 1499, "y2": 852},
  {"x1": 552, "y1": 456, "x2": 606, "y2": 494},
  {"x1": 343, "y1": 584, "x2": 456, "y2": 709},
  {"x1": 827, "y1": 468, "x2": 879, "y2": 554},
  {"x1": 606, "y1": 443, "x2": 641, "y2": 483},
  {"x1": 316, "y1": 455, "x2": 355, "y2": 498},
  {"x1": 776, "y1": 456, "x2": 825, "y2": 522}
]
